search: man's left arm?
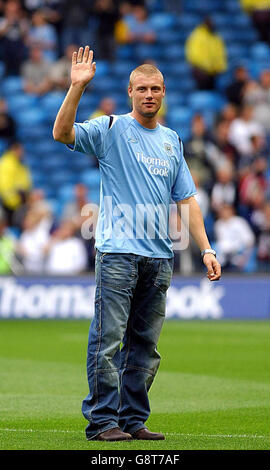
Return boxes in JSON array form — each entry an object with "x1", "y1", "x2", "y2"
[{"x1": 176, "y1": 196, "x2": 221, "y2": 281}]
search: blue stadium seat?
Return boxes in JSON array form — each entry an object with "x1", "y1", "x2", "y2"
[
  {"x1": 165, "y1": 76, "x2": 195, "y2": 93},
  {"x1": 167, "y1": 106, "x2": 193, "y2": 129},
  {"x1": 165, "y1": 92, "x2": 186, "y2": 107},
  {"x1": 160, "y1": 44, "x2": 185, "y2": 61},
  {"x1": 156, "y1": 29, "x2": 183, "y2": 44},
  {"x1": 183, "y1": 0, "x2": 224, "y2": 13},
  {"x1": 150, "y1": 12, "x2": 176, "y2": 31},
  {"x1": 70, "y1": 155, "x2": 93, "y2": 171},
  {"x1": 1, "y1": 76, "x2": 23, "y2": 95},
  {"x1": 94, "y1": 60, "x2": 111, "y2": 78},
  {"x1": 15, "y1": 108, "x2": 48, "y2": 127},
  {"x1": 231, "y1": 13, "x2": 252, "y2": 28},
  {"x1": 17, "y1": 124, "x2": 51, "y2": 141},
  {"x1": 0, "y1": 138, "x2": 9, "y2": 155},
  {"x1": 111, "y1": 61, "x2": 137, "y2": 77},
  {"x1": 41, "y1": 158, "x2": 65, "y2": 172},
  {"x1": 250, "y1": 42, "x2": 270, "y2": 60},
  {"x1": 211, "y1": 13, "x2": 231, "y2": 28},
  {"x1": 48, "y1": 170, "x2": 75, "y2": 186},
  {"x1": 81, "y1": 169, "x2": 100, "y2": 188},
  {"x1": 134, "y1": 43, "x2": 161, "y2": 61},
  {"x1": 226, "y1": 44, "x2": 247, "y2": 61},
  {"x1": 116, "y1": 45, "x2": 135, "y2": 60},
  {"x1": 163, "y1": 61, "x2": 191, "y2": 77},
  {"x1": 89, "y1": 188, "x2": 100, "y2": 205},
  {"x1": 249, "y1": 60, "x2": 270, "y2": 79},
  {"x1": 41, "y1": 92, "x2": 65, "y2": 121},
  {"x1": 175, "y1": 126, "x2": 191, "y2": 142},
  {"x1": 188, "y1": 91, "x2": 226, "y2": 112},
  {"x1": 31, "y1": 171, "x2": 46, "y2": 188},
  {"x1": 93, "y1": 76, "x2": 122, "y2": 93},
  {"x1": 177, "y1": 13, "x2": 200, "y2": 29},
  {"x1": 147, "y1": 0, "x2": 164, "y2": 13},
  {"x1": 57, "y1": 184, "x2": 75, "y2": 204},
  {"x1": 6, "y1": 93, "x2": 38, "y2": 114},
  {"x1": 224, "y1": 0, "x2": 242, "y2": 12}
]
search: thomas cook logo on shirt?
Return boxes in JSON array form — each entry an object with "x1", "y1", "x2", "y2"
[{"x1": 164, "y1": 142, "x2": 173, "y2": 156}]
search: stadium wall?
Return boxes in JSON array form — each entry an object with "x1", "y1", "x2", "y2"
[{"x1": 0, "y1": 275, "x2": 269, "y2": 320}]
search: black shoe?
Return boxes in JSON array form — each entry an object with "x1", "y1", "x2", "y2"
[
  {"x1": 90, "y1": 427, "x2": 132, "y2": 441},
  {"x1": 132, "y1": 428, "x2": 165, "y2": 440}
]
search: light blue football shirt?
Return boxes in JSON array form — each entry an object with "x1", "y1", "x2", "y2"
[{"x1": 68, "y1": 113, "x2": 196, "y2": 258}]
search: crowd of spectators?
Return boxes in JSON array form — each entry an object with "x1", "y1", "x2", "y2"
[{"x1": 0, "y1": 0, "x2": 270, "y2": 275}]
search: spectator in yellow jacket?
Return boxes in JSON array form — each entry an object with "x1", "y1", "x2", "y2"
[
  {"x1": 0, "y1": 142, "x2": 32, "y2": 225},
  {"x1": 185, "y1": 18, "x2": 227, "y2": 90},
  {"x1": 240, "y1": 0, "x2": 270, "y2": 43}
]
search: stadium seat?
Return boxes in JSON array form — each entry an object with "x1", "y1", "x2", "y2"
[
  {"x1": 226, "y1": 44, "x2": 247, "y2": 61},
  {"x1": 188, "y1": 91, "x2": 226, "y2": 112},
  {"x1": 163, "y1": 61, "x2": 191, "y2": 77},
  {"x1": 57, "y1": 184, "x2": 75, "y2": 204},
  {"x1": 134, "y1": 43, "x2": 161, "y2": 61},
  {"x1": 1, "y1": 76, "x2": 23, "y2": 95},
  {"x1": 111, "y1": 61, "x2": 137, "y2": 77},
  {"x1": 0, "y1": 138, "x2": 9, "y2": 155},
  {"x1": 165, "y1": 92, "x2": 186, "y2": 107},
  {"x1": 150, "y1": 12, "x2": 176, "y2": 31},
  {"x1": 156, "y1": 29, "x2": 183, "y2": 44},
  {"x1": 116, "y1": 45, "x2": 135, "y2": 60},
  {"x1": 15, "y1": 108, "x2": 47, "y2": 126},
  {"x1": 250, "y1": 42, "x2": 270, "y2": 60},
  {"x1": 224, "y1": 0, "x2": 242, "y2": 12},
  {"x1": 93, "y1": 76, "x2": 122, "y2": 93},
  {"x1": 94, "y1": 60, "x2": 111, "y2": 78},
  {"x1": 249, "y1": 60, "x2": 270, "y2": 79},
  {"x1": 231, "y1": 13, "x2": 252, "y2": 28},
  {"x1": 176, "y1": 13, "x2": 200, "y2": 30},
  {"x1": 48, "y1": 170, "x2": 75, "y2": 186},
  {"x1": 6, "y1": 93, "x2": 38, "y2": 114},
  {"x1": 167, "y1": 106, "x2": 193, "y2": 128},
  {"x1": 165, "y1": 76, "x2": 195, "y2": 93},
  {"x1": 81, "y1": 169, "x2": 100, "y2": 188},
  {"x1": 160, "y1": 44, "x2": 185, "y2": 61}
]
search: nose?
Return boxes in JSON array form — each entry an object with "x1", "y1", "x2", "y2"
[{"x1": 145, "y1": 88, "x2": 153, "y2": 100}]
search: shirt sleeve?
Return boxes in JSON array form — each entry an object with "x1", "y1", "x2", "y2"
[
  {"x1": 171, "y1": 139, "x2": 197, "y2": 202},
  {"x1": 67, "y1": 115, "x2": 110, "y2": 159}
]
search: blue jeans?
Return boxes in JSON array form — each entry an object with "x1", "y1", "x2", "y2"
[{"x1": 82, "y1": 250, "x2": 173, "y2": 439}]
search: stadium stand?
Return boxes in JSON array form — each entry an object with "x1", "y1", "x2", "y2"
[{"x1": 0, "y1": 0, "x2": 269, "y2": 273}]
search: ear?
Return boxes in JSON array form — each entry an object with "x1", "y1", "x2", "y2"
[
  {"x1": 127, "y1": 85, "x2": 132, "y2": 98},
  {"x1": 162, "y1": 84, "x2": 166, "y2": 97}
]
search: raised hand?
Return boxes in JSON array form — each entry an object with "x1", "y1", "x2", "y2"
[{"x1": 71, "y1": 46, "x2": 96, "y2": 88}]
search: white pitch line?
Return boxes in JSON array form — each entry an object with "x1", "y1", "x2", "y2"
[
  {"x1": 0, "y1": 429, "x2": 269, "y2": 440},
  {"x1": 166, "y1": 432, "x2": 269, "y2": 440}
]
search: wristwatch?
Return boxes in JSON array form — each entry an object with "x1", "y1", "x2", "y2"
[{"x1": 201, "y1": 248, "x2": 216, "y2": 258}]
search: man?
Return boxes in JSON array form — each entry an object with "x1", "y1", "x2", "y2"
[
  {"x1": 185, "y1": 17, "x2": 227, "y2": 90},
  {"x1": 0, "y1": 141, "x2": 32, "y2": 226},
  {"x1": 53, "y1": 46, "x2": 221, "y2": 442}
]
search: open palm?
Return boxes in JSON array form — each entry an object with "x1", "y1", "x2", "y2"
[{"x1": 71, "y1": 46, "x2": 96, "y2": 88}]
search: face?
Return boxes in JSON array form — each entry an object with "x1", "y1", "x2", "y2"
[{"x1": 128, "y1": 74, "x2": 165, "y2": 118}]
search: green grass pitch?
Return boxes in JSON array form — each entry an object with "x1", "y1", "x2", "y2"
[{"x1": 0, "y1": 319, "x2": 270, "y2": 450}]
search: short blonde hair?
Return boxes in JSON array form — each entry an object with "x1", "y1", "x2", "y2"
[{"x1": 129, "y1": 64, "x2": 164, "y2": 88}]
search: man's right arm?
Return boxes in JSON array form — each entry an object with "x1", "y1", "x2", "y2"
[{"x1": 53, "y1": 46, "x2": 96, "y2": 145}]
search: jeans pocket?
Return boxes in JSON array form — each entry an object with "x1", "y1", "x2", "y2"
[
  {"x1": 100, "y1": 253, "x2": 136, "y2": 291},
  {"x1": 154, "y1": 258, "x2": 173, "y2": 293}
]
